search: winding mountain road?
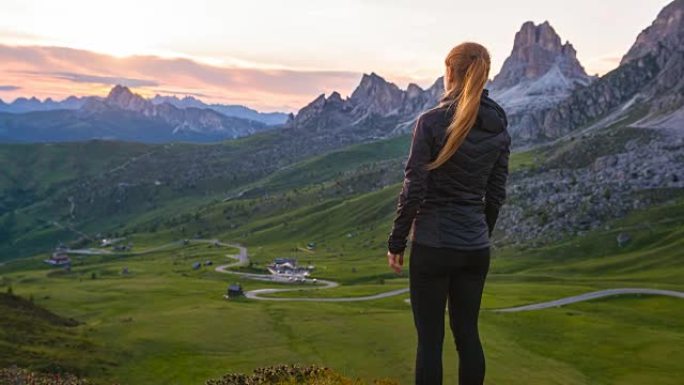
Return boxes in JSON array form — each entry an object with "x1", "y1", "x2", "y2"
[
  {"x1": 212, "y1": 241, "x2": 684, "y2": 310},
  {"x1": 490, "y1": 288, "x2": 684, "y2": 312},
  {"x1": 21, "y1": 238, "x2": 682, "y2": 310},
  {"x1": 212, "y1": 241, "x2": 411, "y2": 302}
]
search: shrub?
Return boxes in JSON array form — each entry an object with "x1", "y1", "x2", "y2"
[
  {"x1": 0, "y1": 366, "x2": 96, "y2": 385},
  {"x1": 205, "y1": 364, "x2": 399, "y2": 385}
]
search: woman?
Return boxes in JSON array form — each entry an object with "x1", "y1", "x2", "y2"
[{"x1": 386, "y1": 42, "x2": 510, "y2": 385}]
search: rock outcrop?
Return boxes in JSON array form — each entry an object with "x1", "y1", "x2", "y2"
[
  {"x1": 489, "y1": 21, "x2": 595, "y2": 141},
  {"x1": 491, "y1": 21, "x2": 591, "y2": 90},
  {"x1": 528, "y1": 0, "x2": 684, "y2": 138},
  {"x1": 621, "y1": 0, "x2": 684, "y2": 66},
  {"x1": 624, "y1": 0, "x2": 684, "y2": 131}
]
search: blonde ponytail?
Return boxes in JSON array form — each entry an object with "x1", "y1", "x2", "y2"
[{"x1": 425, "y1": 43, "x2": 491, "y2": 171}]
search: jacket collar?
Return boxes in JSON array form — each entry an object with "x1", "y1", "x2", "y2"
[{"x1": 438, "y1": 88, "x2": 489, "y2": 107}]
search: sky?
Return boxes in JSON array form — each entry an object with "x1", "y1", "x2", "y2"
[{"x1": 0, "y1": 0, "x2": 672, "y2": 112}]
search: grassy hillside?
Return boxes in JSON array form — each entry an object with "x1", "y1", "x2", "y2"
[
  {"x1": 0, "y1": 125, "x2": 560, "y2": 263},
  {"x1": 0, "y1": 291, "x2": 115, "y2": 381},
  {"x1": 0, "y1": 131, "x2": 411, "y2": 261}
]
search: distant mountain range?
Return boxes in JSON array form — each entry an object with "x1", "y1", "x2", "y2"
[
  {"x1": 0, "y1": 92, "x2": 288, "y2": 125},
  {"x1": 0, "y1": 95, "x2": 90, "y2": 113},
  {"x1": 149, "y1": 95, "x2": 288, "y2": 126},
  {"x1": 0, "y1": 86, "x2": 272, "y2": 143}
]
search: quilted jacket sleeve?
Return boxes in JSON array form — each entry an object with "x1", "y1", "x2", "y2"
[
  {"x1": 484, "y1": 132, "x2": 511, "y2": 236},
  {"x1": 387, "y1": 115, "x2": 432, "y2": 254}
]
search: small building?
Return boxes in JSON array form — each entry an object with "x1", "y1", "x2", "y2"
[
  {"x1": 192, "y1": 262, "x2": 202, "y2": 270},
  {"x1": 44, "y1": 244, "x2": 71, "y2": 266},
  {"x1": 204, "y1": 260, "x2": 213, "y2": 266},
  {"x1": 617, "y1": 232, "x2": 631, "y2": 247},
  {"x1": 101, "y1": 238, "x2": 125, "y2": 247},
  {"x1": 267, "y1": 257, "x2": 312, "y2": 278},
  {"x1": 225, "y1": 283, "x2": 244, "y2": 299},
  {"x1": 113, "y1": 243, "x2": 132, "y2": 252}
]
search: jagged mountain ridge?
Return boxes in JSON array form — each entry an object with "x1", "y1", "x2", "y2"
[
  {"x1": 286, "y1": 73, "x2": 443, "y2": 138},
  {"x1": 290, "y1": 1, "x2": 682, "y2": 144},
  {"x1": 0, "y1": 95, "x2": 91, "y2": 113},
  {"x1": 285, "y1": 21, "x2": 594, "y2": 142},
  {"x1": 526, "y1": 0, "x2": 684, "y2": 139}
]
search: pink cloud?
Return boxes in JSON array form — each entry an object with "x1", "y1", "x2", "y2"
[{"x1": 0, "y1": 44, "x2": 363, "y2": 111}]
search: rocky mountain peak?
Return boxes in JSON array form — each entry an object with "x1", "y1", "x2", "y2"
[
  {"x1": 356, "y1": 72, "x2": 385, "y2": 88},
  {"x1": 105, "y1": 85, "x2": 150, "y2": 111},
  {"x1": 309, "y1": 93, "x2": 326, "y2": 108},
  {"x1": 621, "y1": 0, "x2": 684, "y2": 65},
  {"x1": 349, "y1": 72, "x2": 404, "y2": 116},
  {"x1": 327, "y1": 91, "x2": 343, "y2": 103},
  {"x1": 491, "y1": 21, "x2": 590, "y2": 90},
  {"x1": 513, "y1": 20, "x2": 561, "y2": 53},
  {"x1": 488, "y1": 20, "x2": 595, "y2": 141},
  {"x1": 106, "y1": 84, "x2": 133, "y2": 100},
  {"x1": 406, "y1": 83, "x2": 424, "y2": 99}
]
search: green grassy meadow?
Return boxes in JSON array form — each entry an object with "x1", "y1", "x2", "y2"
[{"x1": 1, "y1": 195, "x2": 683, "y2": 385}]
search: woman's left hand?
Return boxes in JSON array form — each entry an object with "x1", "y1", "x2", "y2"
[{"x1": 387, "y1": 250, "x2": 404, "y2": 274}]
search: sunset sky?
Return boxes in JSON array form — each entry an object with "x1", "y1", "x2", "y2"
[{"x1": 0, "y1": 0, "x2": 671, "y2": 112}]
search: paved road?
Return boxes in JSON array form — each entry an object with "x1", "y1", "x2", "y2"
[
  {"x1": 212, "y1": 242, "x2": 684, "y2": 307},
  {"x1": 46, "y1": 238, "x2": 684, "y2": 308},
  {"x1": 490, "y1": 288, "x2": 684, "y2": 312}
]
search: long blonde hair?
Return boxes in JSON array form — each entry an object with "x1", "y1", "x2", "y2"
[{"x1": 425, "y1": 42, "x2": 491, "y2": 171}]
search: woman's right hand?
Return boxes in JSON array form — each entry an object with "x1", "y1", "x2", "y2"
[{"x1": 387, "y1": 250, "x2": 404, "y2": 274}]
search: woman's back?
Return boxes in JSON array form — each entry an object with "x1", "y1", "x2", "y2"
[{"x1": 387, "y1": 88, "x2": 510, "y2": 254}]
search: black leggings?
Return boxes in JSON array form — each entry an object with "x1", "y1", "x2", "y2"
[{"x1": 409, "y1": 241, "x2": 491, "y2": 385}]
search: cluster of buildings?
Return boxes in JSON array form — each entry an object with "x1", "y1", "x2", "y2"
[
  {"x1": 44, "y1": 244, "x2": 71, "y2": 266},
  {"x1": 267, "y1": 257, "x2": 314, "y2": 280}
]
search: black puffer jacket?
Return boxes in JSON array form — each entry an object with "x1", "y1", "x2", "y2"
[{"x1": 387, "y1": 88, "x2": 510, "y2": 254}]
